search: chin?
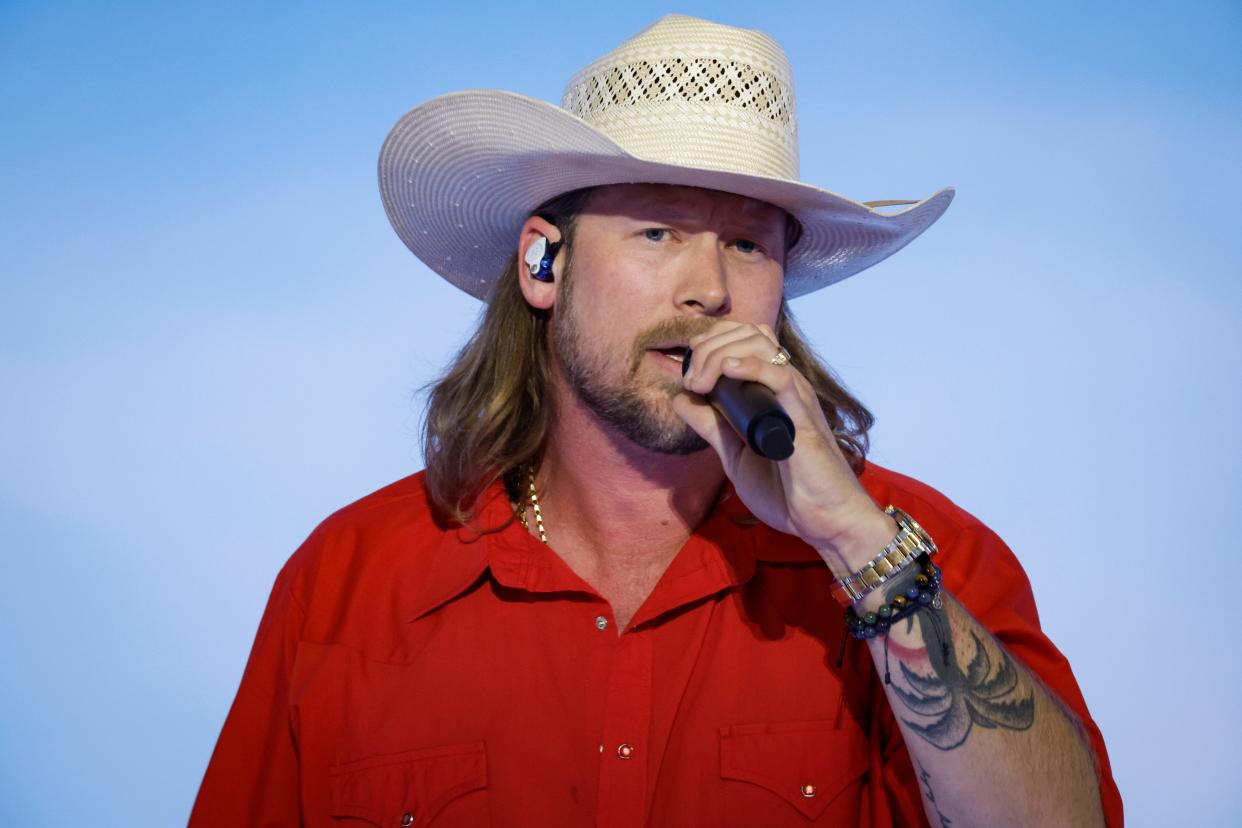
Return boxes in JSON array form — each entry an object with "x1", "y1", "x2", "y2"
[
  {"x1": 629, "y1": 405, "x2": 711, "y2": 455},
  {"x1": 655, "y1": 435, "x2": 712, "y2": 456}
]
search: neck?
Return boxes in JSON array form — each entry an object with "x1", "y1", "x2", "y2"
[{"x1": 532, "y1": 381, "x2": 726, "y2": 575}]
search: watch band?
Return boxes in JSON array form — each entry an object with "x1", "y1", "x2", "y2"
[{"x1": 830, "y1": 506, "x2": 938, "y2": 607}]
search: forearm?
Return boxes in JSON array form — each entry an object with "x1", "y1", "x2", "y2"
[{"x1": 857, "y1": 570, "x2": 1105, "y2": 827}]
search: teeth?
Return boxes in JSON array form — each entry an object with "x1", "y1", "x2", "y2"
[{"x1": 664, "y1": 352, "x2": 683, "y2": 362}]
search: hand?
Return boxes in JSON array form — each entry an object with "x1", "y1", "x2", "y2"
[{"x1": 670, "y1": 321, "x2": 896, "y2": 574}]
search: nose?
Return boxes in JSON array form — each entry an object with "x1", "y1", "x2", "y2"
[{"x1": 673, "y1": 235, "x2": 731, "y2": 316}]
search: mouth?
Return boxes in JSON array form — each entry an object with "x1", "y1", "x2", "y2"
[
  {"x1": 646, "y1": 346, "x2": 690, "y2": 375},
  {"x1": 648, "y1": 344, "x2": 689, "y2": 365}
]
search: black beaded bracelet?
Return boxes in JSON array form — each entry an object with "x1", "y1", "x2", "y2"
[{"x1": 844, "y1": 556, "x2": 943, "y2": 640}]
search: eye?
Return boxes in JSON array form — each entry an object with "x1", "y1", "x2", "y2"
[
  {"x1": 643, "y1": 228, "x2": 671, "y2": 242},
  {"x1": 732, "y1": 238, "x2": 764, "y2": 255}
]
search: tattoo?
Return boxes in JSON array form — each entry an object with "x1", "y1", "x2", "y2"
[
  {"x1": 886, "y1": 577, "x2": 1035, "y2": 750},
  {"x1": 916, "y1": 762, "x2": 953, "y2": 827}
]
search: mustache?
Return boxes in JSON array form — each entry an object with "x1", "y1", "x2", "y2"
[{"x1": 627, "y1": 317, "x2": 720, "y2": 373}]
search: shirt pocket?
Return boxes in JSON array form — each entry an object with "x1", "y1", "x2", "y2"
[
  {"x1": 329, "y1": 741, "x2": 488, "y2": 827},
  {"x1": 719, "y1": 719, "x2": 869, "y2": 823}
]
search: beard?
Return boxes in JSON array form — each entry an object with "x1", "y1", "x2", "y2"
[{"x1": 552, "y1": 269, "x2": 712, "y2": 456}]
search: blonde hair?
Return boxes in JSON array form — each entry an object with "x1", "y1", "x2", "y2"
[{"x1": 420, "y1": 188, "x2": 873, "y2": 528}]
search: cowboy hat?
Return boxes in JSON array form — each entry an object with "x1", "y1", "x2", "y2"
[{"x1": 378, "y1": 14, "x2": 953, "y2": 301}]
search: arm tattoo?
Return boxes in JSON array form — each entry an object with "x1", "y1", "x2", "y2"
[
  {"x1": 917, "y1": 761, "x2": 954, "y2": 827},
  {"x1": 886, "y1": 577, "x2": 1035, "y2": 750}
]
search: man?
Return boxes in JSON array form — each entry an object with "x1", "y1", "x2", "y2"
[{"x1": 191, "y1": 15, "x2": 1121, "y2": 826}]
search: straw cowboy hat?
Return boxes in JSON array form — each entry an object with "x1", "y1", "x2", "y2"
[{"x1": 378, "y1": 14, "x2": 953, "y2": 301}]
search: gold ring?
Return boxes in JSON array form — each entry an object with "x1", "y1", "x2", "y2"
[{"x1": 770, "y1": 347, "x2": 791, "y2": 367}]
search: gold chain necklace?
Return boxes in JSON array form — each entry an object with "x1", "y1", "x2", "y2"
[{"x1": 515, "y1": 466, "x2": 548, "y2": 544}]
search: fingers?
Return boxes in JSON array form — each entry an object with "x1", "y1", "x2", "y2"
[
  {"x1": 683, "y1": 323, "x2": 782, "y2": 395},
  {"x1": 704, "y1": 350, "x2": 830, "y2": 446},
  {"x1": 683, "y1": 323, "x2": 759, "y2": 385},
  {"x1": 713, "y1": 354, "x2": 801, "y2": 408}
]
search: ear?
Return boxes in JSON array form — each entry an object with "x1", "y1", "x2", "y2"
[{"x1": 516, "y1": 215, "x2": 563, "y2": 311}]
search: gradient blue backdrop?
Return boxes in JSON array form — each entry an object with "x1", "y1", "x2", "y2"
[{"x1": 2, "y1": 1, "x2": 1239, "y2": 824}]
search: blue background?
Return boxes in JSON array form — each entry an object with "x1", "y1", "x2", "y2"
[{"x1": 2, "y1": 1, "x2": 1239, "y2": 824}]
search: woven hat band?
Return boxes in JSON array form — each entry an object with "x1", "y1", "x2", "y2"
[
  {"x1": 578, "y1": 101, "x2": 798, "y2": 180},
  {"x1": 562, "y1": 58, "x2": 798, "y2": 180},
  {"x1": 558, "y1": 16, "x2": 800, "y2": 181}
]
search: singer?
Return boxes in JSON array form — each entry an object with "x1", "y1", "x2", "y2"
[{"x1": 191, "y1": 15, "x2": 1120, "y2": 827}]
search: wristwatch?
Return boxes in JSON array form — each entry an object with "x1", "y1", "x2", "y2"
[{"x1": 829, "y1": 505, "x2": 938, "y2": 607}]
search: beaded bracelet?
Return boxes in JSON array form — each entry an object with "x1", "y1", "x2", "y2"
[{"x1": 844, "y1": 556, "x2": 943, "y2": 640}]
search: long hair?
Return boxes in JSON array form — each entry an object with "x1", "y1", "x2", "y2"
[{"x1": 420, "y1": 189, "x2": 874, "y2": 528}]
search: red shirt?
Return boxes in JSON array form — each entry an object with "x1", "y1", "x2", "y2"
[{"x1": 189, "y1": 463, "x2": 1122, "y2": 826}]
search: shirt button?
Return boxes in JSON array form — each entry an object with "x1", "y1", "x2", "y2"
[
  {"x1": 800, "y1": 782, "x2": 817, "y2": 798},
  {"x1": 401, "y1": 812, "x2": 415, "y2": 825},
  {"x1": 616, "y1": 743, "x2": 635, "y2": 760},
  {"x1": 595, "y1": 615, "x2": 608, "y2": 631}
]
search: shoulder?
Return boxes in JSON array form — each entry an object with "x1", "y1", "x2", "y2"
[
  {"x1": 273, "y1": 471, "x2": 455, "y2": 645},
  {"x1": 858, "y1": 461, "x2": 987, "y2": 546},
  {"x1": 858, "y1": 461, "x2": 1037, "y2": 618},
  {"x1": 294, "y1": 470, "x2": 443, "y2": 570},
  {"x1": 311, "y1": 470, "x2": 441, "y2": 544}
]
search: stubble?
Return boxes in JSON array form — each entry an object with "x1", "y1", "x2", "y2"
[{"x1": 552, "y1": 265, "x2": 711, "y2": 456}]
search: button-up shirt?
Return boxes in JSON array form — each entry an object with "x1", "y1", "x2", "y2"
[{"x1": 189, "y1": 463, "x2": 1122, "y2": 826}]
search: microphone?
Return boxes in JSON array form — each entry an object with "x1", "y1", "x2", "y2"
[{"x1": 682, "y1": 347, "x2": 795, "y2": 460}]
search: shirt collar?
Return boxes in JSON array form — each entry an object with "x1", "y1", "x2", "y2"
[
  {"x1": 404, "y1": 480, "x2": 510, "y2": 622},
  {"x1": 406, "y1": 476, "x2": 823, "y2": 623}
]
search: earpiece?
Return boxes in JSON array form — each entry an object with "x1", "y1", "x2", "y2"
[{"x1": 524, "y1": 235, "x2": 563, "y2": 282}]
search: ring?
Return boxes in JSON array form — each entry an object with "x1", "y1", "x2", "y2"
[{"x1": 770, "y1": 347, "x2": 791, "y2": 367}]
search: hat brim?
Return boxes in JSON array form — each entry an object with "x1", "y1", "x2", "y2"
[{"x1": 379, "y1": 90, "x2": 953, "y2": 300}]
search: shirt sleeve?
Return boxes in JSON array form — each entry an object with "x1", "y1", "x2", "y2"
[
  {"x1": 188, "y1": 552, "x2": 308, "y2": 827},
  {"x1": 871, "y1": 490, "x2": 1124, "y2": 827}
]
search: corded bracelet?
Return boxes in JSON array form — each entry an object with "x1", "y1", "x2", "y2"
[{"x1": 845, "y1": 556, "x2": 942, "y2": 639}]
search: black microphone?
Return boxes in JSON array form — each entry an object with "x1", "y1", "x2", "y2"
[{"x1": 682, "y1": 347, "x2": 795, "y2": 460}]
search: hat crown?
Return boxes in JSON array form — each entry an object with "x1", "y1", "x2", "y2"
[{"x1": 560, "y1": 15, "x2": 800, "y2": 180}]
